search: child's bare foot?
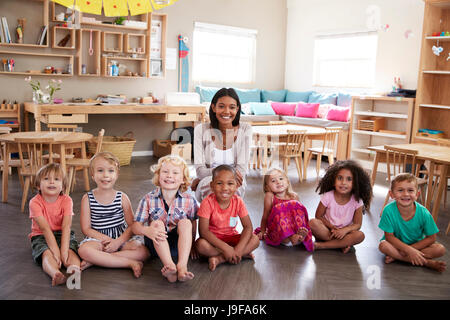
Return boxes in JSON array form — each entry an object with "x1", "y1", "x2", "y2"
[
  {"x1": 425, "y1": 260, "x2": 447, "y2": 273},
  {"x1": 244, "y1": 253, "x2": 255, "y2": 260},
  {"x1": 291, "y1": 227, "x2": 308, "y2": 245},
  {"x1": 177, "y1": 265, "x2": 194, "y2": 282},
  {"x1": 80, "y1": 260, "x2": 93, "y2": 271},
  {"x1": 51, "y1": 271, "x2": 66, "y2": 286},
  {"x1": 208, "y1": 255, "x2": 225, "y2": 271},
  {"x1": 130, "y1": 261, "x2": 144, "y2": 278},
  {"x1": 161, "y1": 265, "x2": 177, "y2": 283},
  {"x1": 342, "y1": 246, "x2": 353, "y2": 254},
  {"x1": 384, "y1": 256, "x2": 395, "y2": 264},
  {"x1": 314, "y1": 241, "x2": 323, "y2": 250}
]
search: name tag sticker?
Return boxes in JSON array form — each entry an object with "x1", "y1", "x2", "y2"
[{"x1": 229, "y1": 216, "x2": 239, "y2": 227}]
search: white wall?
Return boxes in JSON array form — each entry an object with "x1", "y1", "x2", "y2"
[{"x1": 285, "y1": 0, "x2": 425, "y2": 94}]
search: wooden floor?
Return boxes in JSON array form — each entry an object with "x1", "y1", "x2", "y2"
[{"x1": 1, "y1": 157, "x2": 449, "y2": 300}]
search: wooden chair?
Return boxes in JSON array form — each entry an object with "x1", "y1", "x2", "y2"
[
  {"x1": 0, "y1": 102, "x2": 21, "y2": 132},
  {"x1": 382, "y1": 145, "x2": 427, "y2": 212},
  {"x1": 66, "y1": 129, "x2": 105, "y2": 194},
  {"x1": 14, "y1": 137, "x2": 55, "y2": 212},
  {"x1": 436, "y1": 139, "x2": 450, "y2": 235},
  {"x1": 305, "y1": 127, "x2": 342, "y2": 179},
  {"x1": 277, "y1": 130, "x2": 307, "y2": 182},
  {"x1": 0, "y1": 142, "x2": 25, "y2": 189},
  {"x1": 47, "y1": 124, "x2": 78, "y2": 132}
]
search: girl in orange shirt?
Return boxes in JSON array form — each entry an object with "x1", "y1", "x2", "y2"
[{"x1": 28, "y1": 163, "x2": 80, "y2": 286}]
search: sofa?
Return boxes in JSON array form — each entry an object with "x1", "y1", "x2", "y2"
[{"x1": 195, "y1": 85, "x2": 352, "y2": 160}]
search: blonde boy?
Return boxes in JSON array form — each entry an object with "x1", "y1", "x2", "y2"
[
  {"x1": 132, "y1": 155, "x2": 199, "y2": 282},
  {"x1": 378, "y1": 173, "x2": 446, "y2": 272}
]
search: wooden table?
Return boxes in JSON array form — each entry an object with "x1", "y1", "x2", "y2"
[
  {"x1": 0, "y1": 131, "x2": 93, "y2": 203},
  {"x1": 252, "y1": 124, "x2": 329, "y2": 178},
  {"x1": 24, "y1": 102, "x2": 206, "y2": 131},
  {"x1": 367, "y1": 143, "x2": 450, "y2": 221}
]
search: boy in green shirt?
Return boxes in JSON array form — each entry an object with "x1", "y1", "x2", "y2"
[{"x1": 379, "y1": 173, "x2": 446, "y2": 272}]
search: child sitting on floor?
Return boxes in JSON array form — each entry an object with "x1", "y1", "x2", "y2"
[
  {"x1": 309, "y1": 160, "x2": 372, "y2": 253},
  {"x1": 78, "y1": 152, "x2": 148, "y2": 278},
  {"x1": 378, "y1": 173, "x2": 446, "y2": 272},
  {"x1": 195, "y1": 164, "x2": 259, "y2": 271},
  {"x1": 255, "y1": 167, "x2": 314, "y2": 251},
  {"x1": 132, "y1": 155, "x2": 199, "y2": 283},
  {"x1": 28, "y1": 163, "x2": 80, "y2": 286}
]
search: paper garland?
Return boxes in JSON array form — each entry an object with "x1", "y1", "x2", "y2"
[{"x1": 51, "y1": 0, "x2": 178, "y2": 16}]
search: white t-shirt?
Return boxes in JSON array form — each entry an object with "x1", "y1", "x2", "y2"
[{"x1": 212, "y1": 147, "x2": 234, "y2": 168}]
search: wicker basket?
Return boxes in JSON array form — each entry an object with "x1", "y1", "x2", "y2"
[{"x1": 88, "y1": 131, "x2": 136, "y2": 166}]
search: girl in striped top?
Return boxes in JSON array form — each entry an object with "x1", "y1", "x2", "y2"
[{"x1": 78, "y1": 152, "x2": 149, "y2": 278}]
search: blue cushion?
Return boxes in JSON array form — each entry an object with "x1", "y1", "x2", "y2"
[
  {"x1": 308, "y1": 92, "x2": 338, "y2": 105},
  {"x1": 234, "y1": 88, "x2": 261, "y2": 104},
  {"x1": 249, "y1": 102, "x2": 276, "y2": 115},
  {"x1": 195, "y1": 85, "x2": 220, "y2": 103},
  {"x1": 337, "y1": 92, "x2": 353, "y2": 107},
  {"x1": 261, "y1": 89, "x2": 287, "y2": 102},
  {"x1": 285, "y1": 90, "x2": 314, "y2": 102}
]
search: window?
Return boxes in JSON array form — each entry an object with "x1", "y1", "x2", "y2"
[
  {"x1": 313, "y1": 31, "x2": 378, "y2": 88},
  {"x1": 192, "y1": 22, "x2": 257, "y2": 84}
]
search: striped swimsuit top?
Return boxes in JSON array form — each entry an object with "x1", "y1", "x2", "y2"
[{"x1": 88, "y1": 191, "x2": 127, "y2": 239}]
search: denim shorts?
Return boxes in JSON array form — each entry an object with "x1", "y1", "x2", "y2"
[
  {"x1": 30, "y1": 230, "x2": 78, "y2": 265},
  {"x1": 144, "y1": 227, "x2": 179, "y2": 261}
]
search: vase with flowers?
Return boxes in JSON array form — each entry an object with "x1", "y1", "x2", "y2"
[{"x1": 25, "y1": 77, "x2": 62, "y2": 104}]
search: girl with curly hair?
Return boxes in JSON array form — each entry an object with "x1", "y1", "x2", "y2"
[{"x1": 309, "y1": 160, "x2": 372, "y2": 253}]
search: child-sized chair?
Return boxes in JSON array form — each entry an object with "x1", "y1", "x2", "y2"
[
  {"x1": 305, "y1": 127, "x2": 342, "y2": 179},
  {"x1": 66, "y1": 129, "x2": 104, "y2": 194}
]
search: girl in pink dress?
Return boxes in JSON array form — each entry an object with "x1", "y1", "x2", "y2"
[
  {"x1": 255, "y1": 168, "x2": 314, "y2": 251},
  {"x1": 309, "y1": 160, "x2": 373, "y2": 253}
]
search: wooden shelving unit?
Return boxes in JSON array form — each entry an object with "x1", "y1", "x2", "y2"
[
  {"x1": 412, "y1": 0, "x2": 450, "y2": 144},
  {"x1": 0, "y1": 1, "x2": 168, "y2": 80},
  {"x1": 0, "y1": 50, "x2": 73, "y2": 76},
  {"x1": 348, "y1": 96, "x2": 415, "y2": 171},
  {"x1": 0, "y1": 0, "x2": 49, "y2": 47}
]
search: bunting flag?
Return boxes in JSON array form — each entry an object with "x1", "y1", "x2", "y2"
[
  {"x1": 150, "y1": 0, "x2": 178, "y2": 10},
  {"x1": 51, "y1": 0, "x2": 178, "y2": 16},
  {"x1": 74, "y1": 0, "x2": 103, "y2": 15},
  {"x1": 52, "y1": 0, "x2": 75, "y2": 7},
  {"x1": 178, "y1": 35, "x2": 189, "y2": 92},
  {"x1": 104, "y1": 0, "x2": 129, "y2": 16},
  {"x1": 128, "y1": 0, "x2": 153, "y2": 15}
]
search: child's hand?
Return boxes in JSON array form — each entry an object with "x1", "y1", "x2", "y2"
[
  {"x1": 147, "y1": 224, "x2": 167, "y2": 244},
  {"x1": 60, "y1": 250, "x2": 69, "y2": 267},
  {"x1": 406, "y1": 246, "x2": 427, "y2": 266},
  {"x1": 256, "y1": 228, "x2": 267, "y2": 240},
  {"x1": 222, "y1": 245, "x2": 238, "y2": 264},
  {"x1": 331, "y1": 228, "x2": 347, "y2": 240},
  {"x1": 190, "y1": 246, "x2": 199, "y2": 260},
  {"x1": 102, "y1": 238, "x2": 122, "y2": 253},
  {"x1": 52, "y1": 250, "x2": 62, "y2": 268}
]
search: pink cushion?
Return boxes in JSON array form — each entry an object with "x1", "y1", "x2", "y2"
[
  {"x1": 326, "y1": 106, "x2": 351, "y2": 122},
  {"x1": 271, "y1": 102, "x2": 297, "y2": 116},
  {"x1": 295, "y1": 102, "x2": 320, "y2": 118},
  {"x1": 317, "y1": 104, "x2": 334, "y2": 118}
]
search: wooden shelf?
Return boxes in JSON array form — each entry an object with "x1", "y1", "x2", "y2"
[
  {"x1": 52, "y1": 27, "x2": 76, "y2": 49},
  {"x1": 81, "y1": 22, "x2": 147, "y2": 31},
  {"x1": 353, "y1": 129, "x2": 407, "y2": 139},
  {"x1": 353, "y1": 111, "x2": 408, "y2": 119},
  {"x1": 413, "y1": 0, "x2": 450, "y2": 142},
  {"x1": 422, "y1": 70, "x2": 450, "y2": 74},
  {"x1": 102, "y1": 31, "x2": 123, "y2": 53},
  {"x1": 419, "y1": 104, "x2": 450, "y2": 109}
]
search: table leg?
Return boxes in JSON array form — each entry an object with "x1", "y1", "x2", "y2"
[
  {"x1": 60, "y1": 144, "x2": 67, "y2": 172},
  {"x1": 425, "y1": 161, "x2": 435, "y2": 211},
  {"x1": 81, "y1": 141, "x2": 90, "y2": 191},
  {"x1": 371, "y1": 152, "x2": 380, "y2": 187},
  {"x1": 304, "y1": 138, "x2": 312, "y2": 180},
  {"x1": 431, "y1": 164, "x2": 448, "y2": 222},
  {"x1": 2, "y1": 143, "x2": 9, "y2": 202}
]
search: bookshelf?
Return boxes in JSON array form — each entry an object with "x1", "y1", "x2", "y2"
[
  {"x1": 0, "y1": 1, "x2": 167, "y2": 80},
  {"x1": 412, "y1": 0, "x2": 450, "y2": 144}
]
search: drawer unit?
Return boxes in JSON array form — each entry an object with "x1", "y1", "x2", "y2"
[
  {"x1": 165, "y1": 113, "x2": 198, "y2": 122},
  {"x1": 43, "y1": 114, "x2": 88, "y2": 124}
]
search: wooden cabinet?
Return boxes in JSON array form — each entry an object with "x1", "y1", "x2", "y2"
[
  {"x1": 412, "y1": 0, "x2": 450, "y2": 144},
  {"x1": 348, "y1": 96, "x2": 415, "y2": 170},
  {"x1": 0, "y1": 1, "x2": 167, "y2": 80}
]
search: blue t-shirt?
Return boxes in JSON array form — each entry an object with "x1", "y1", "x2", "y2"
[{"x1": 378, "y1": 201, "x2": 439, "y2": 245}]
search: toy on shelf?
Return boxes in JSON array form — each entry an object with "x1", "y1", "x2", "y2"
[{"x1": 432, "y1": 45, "x2": 443, "y2": 56}]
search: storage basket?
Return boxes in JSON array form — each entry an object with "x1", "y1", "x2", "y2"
[
  {"x1": 88, "y1": 131, "x2": 136, "y2": 166},
  {"x1": 357, "y1": 117, "x2": 385, "y2": 132},
  {"x1": 153, "y1": 140, "x2": 192, "y2": 161}
]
